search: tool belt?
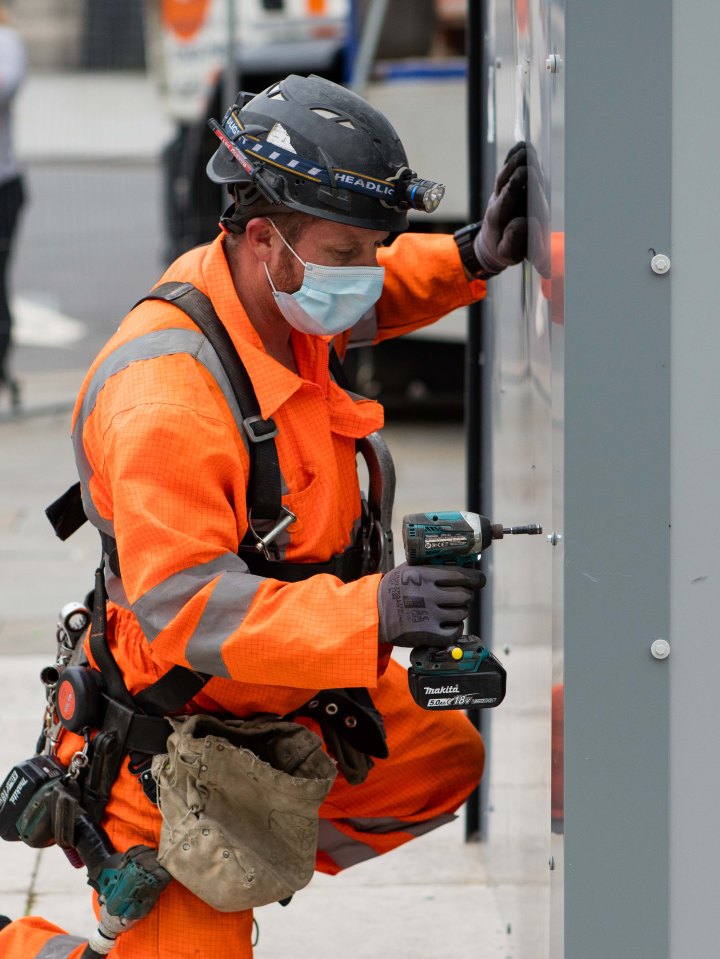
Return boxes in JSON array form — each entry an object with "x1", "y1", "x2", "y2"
[{"x1": 48, "y1": 561, "x2": 388, "y2": 820}]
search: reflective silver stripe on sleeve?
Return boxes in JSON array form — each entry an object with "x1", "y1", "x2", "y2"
[
  {"x1": 36, "y1": 935, "x2": 87, "y2": 958},
  {"x1": 71, "y1": 328, "x2": 250, "y2": 536},
  {"x1": 317, "y1": 812, "x2": 457, "y2": 870},
  {"x1": 184, "y1": 569, "x2": 262, "y2": 675},
  {"x1": 132, "y1": 553, "x2": 263, "y2": 677}
]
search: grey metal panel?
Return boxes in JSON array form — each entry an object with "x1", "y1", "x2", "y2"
[
  {"x1": 564, "y1": 0, "x2": 671, "y2": 956},
  {"x1": 669, "y1": 1, "x2": 720, "y2": 954}
]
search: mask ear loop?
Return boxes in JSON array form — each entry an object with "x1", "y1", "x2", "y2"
[
  {"x1": 264, "y1": 217, "x2": 308, "y2": 300},
  {"x1": 264, "y1": 262, "x2": 280, "y2": 295},
  {"x1": 266, "y1": 217, "x2": 307, "y2": 267}
]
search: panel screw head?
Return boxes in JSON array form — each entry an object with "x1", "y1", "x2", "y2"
[
  {"x1": 651, "y1": 639, "x2": 670, "y2": 660},
  {"x1": 546, "y1": 54, "x2": 561, "y2": 73},
  {"x1": 651, "y1": 253, "x2": 671, "y2": 274}
]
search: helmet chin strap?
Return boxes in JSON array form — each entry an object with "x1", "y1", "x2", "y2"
[
  {"x1": 219, "y1": 198, "x2": 293, "y2": 235},
  {"x1": 219, "y1": 202, "x2": 248, "y2": 235}
]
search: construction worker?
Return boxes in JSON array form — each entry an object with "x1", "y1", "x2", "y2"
[{"x1": 0, "y1": 75, "x2": 529, "y2": 958}]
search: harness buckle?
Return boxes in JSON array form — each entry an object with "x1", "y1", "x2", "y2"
[{"x1": 243, "y1": 415, "x2": 278, "y2": 443}]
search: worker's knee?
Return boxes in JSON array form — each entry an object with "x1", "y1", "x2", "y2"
[{"x1": 436, "y1": 712, "x2": 486, "y2": 802}]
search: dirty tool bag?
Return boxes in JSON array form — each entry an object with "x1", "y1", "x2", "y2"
[{"x1": 151, "y1": 713, "x2": 337, "y2": 911}]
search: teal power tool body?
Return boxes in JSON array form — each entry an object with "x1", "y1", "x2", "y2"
[{"x1": 403, "y1": 511, "x2": 542, "y2": 711}]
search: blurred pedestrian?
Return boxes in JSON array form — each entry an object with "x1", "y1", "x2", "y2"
[{"x1": 0, "y1": 4, "x2": 26, "y2": 409}]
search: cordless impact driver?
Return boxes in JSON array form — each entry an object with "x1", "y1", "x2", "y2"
[{"x1": 402, "y1": 511, "x2": 542, "y2": 711}]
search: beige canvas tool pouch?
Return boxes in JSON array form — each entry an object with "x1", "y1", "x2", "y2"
[{"x1": 151, "y1": 713, "x2": 337, "y2": 912}]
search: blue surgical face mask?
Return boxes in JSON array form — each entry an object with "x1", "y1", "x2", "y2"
[{"x1": 264, "y1": 219, "x2": 385, "y2": 337}]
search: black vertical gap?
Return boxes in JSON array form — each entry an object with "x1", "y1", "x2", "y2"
[{"x1": 464, "y1": 0, "x2": 488, "y2": 842}]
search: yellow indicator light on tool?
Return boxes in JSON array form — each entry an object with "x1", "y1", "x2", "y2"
[{"x1": 450, "y1": 646, "x2": 464, "y2": 661}]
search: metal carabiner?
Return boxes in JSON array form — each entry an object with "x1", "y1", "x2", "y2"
[
  {"x1": 67, "y1": 729, "x2": 92, "y2": 780},
  {"x1": 247, "y1": 507, "x2": 297, "y2": 560}
]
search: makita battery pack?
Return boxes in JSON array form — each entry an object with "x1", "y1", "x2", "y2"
[{"x1": 408, "y1": 636, "x2": 507, "y2": 711}]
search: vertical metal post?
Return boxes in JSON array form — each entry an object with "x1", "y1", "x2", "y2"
[
  {"x1": 344, "y1": 0, "x2": 363, "y2": 83},
  {"x1": 564, "y1": 0, "x2": 672, "y2": 952},
  {"x1": 348, "y1": 0, "x2": 390, "y2": 92},
  {"x1": 669, "y1": 2, "x2": 720, "y2": 954},
  {"x1": 223, "y1": 0, "x2": 239, "y2": 115},
  {"x1": 464, "y1": 0, "x2": 487, "y2": 842},
  {"x1": 220, "y1": 0, "x2": 240, "y2": 216}
]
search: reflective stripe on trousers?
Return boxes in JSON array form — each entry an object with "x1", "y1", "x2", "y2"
[
  {"x1": 0, "y1": 919, "x2": 87, "y2": 959},
  {"x1": 318, "y1": 812, "x2": 457, "y2": 869},
  {"x1": 37, "y1": 935, "x2": 87, "y2": 958}
]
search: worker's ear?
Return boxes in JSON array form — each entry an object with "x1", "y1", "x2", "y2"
[{"x1": 244, "y1": 217, "x2": 276, "y2": 263}]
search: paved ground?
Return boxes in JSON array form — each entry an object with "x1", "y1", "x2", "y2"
[{"x1": 0, "y1": 72, "x2": 551, "y2": 957}]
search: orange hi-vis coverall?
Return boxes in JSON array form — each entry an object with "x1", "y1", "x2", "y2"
[{"x1": 0, "y1": 232, "x2": 486, "y2": 959}]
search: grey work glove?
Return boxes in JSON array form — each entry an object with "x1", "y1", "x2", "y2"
[
  {"x1": 377, "y1": 563, "x2": 486, "y2": 649},
  {"x1": 473, "y1": 141, "x2": 549, "y2": 277}
]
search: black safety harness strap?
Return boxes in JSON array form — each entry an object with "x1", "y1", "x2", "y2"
[
  {"x1": 88, "y1": 541, "x2": 212, "y2": 719},
  {"x1": 137, "y1": 281, "x2": 366, "y2": 580},
  {"x1": 329, "y1": 345, "x2": 353, "y2": 392},
  {"x1": 141, "y1": 281, "x2": 282, "y2": 528},
  {"x1": 80, "y1": 562, "x2": 178, "y2": 818},
  {"x1": 240, "y1": 546, "x2": 364, "y2": 582}
]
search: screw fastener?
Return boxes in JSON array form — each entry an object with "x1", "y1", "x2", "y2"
[
  {"x1": 546, "y1": 55, "x2": 561, "y2": 73},
  {"x1": 651, "y1": 253, "x2": 671, "y2": 274},
  {"x1": 651, "y1": 639, "x2": 671, "y2": 660}
]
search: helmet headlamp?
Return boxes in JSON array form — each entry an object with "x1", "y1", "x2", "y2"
[
  {"x1": 209, "y1": 108, "x2": 445, "y2": 218},
  {"x1": 388, "y1": 169, "x2": 446, "y2": 213}
]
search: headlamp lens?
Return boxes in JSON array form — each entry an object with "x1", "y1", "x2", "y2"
[
  {"x1": 421, "y1": 181, "x2": 446, "y2": 212},
  {"x1": 406, "y1": 178, "x2": 446, "y2": 213}
]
